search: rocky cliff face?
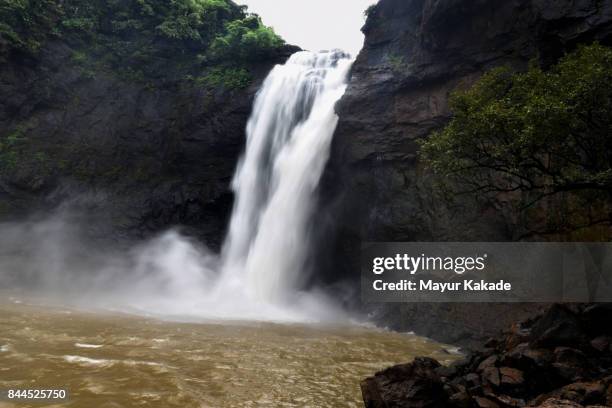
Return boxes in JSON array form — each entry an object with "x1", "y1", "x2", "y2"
[
  {"x1": 333, "y1": 0, "x2": 612, "y2": 243},
  {"x1": 0, "y1": 36, "x2": 295, "y2": 247},
  {"x1": 323, "y1": 0, "x2": 612, "y2": 342}
]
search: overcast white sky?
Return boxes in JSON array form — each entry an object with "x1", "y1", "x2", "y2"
[{"x1": 237, "y1": 0, "x2": 377, "y2": 57}]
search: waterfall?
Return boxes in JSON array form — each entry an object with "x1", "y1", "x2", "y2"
[
  {"x1": 219, "y1": 50, "x2": 353, "y2": 303},
  {"x1": 0, "y1": 50, "x2": 353, "y2": 322}
]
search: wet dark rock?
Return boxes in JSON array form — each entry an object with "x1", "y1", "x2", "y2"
[
  {"x1": 360, "y1": 357, "x2": 448, "y2": 408},
  {"x1": 448, "y1": 390, "x2": 471, "y2": 408},
  {"x1": 478, "y1": 355, "x2": 499, "y2": 372},
  {"x1": 534, "y1": 399, "x2": 582, "y2": 408},
  {"x1": 506, "y1": 323, "x2": 534, "y2": 350},
  {"x1": 560, "y1": 382, "x2": 606, "y2": 405},
  {"x1": 0, "y1": 36, "x2": 297, "y2": 247},
  {"x1": 361, "y1": 305, "x2": 612, "y2": 407},
  {"x1": 323, "y1": 0, "x2": 612, "y2": 346},
  {"x1": 582, "y1": 304, "x2": 612, "y2": 336},
  {"x1": 482, "y1": 367, "x2": 501, "y2": 387},
  {"x1": 485, "y1": 338, "x2": 501, "y2": 349},
  {"x1": 474, "y1": 396, "x2": 500, "y2": 408},
  {"x1": 531, "y1": 305, "x2": 586, "y2": 349},
  {"x1": 465, "y1": 372, "x2": 481, "y2": 387},
  {"x1": 434, "y1": 364, "x2": 457, "y2": 379},
  {"x1": 331, "y1": 0, "x2": 612, "y2": 245},
  {"x1": 503, "y1": 344, "x2": 562, "y2": 393},
  {"x1": 590, "y1": 337, "x2": 611, "y2": 353},
  {"x1": 554, "y1": 347, "x2": 589, "y2": 367},
  {"x1": 535, "y1": 381, "x2": 610, "y2": 407},
  {"x1": 523, "y1": 348, "x2": 555, "y2": 367},
  {"x1": 499, "y1": 367, "x2": 525, "y2": 387},
  {"x1": 487, "y1": 393, "x2": 525, "y2": 407}
]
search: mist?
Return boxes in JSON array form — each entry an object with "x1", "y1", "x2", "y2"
[
  {"x1": 0, "y1": 211, "x2": 346, "y2": 323},
  {"x1": 0, "y1": 51, "x2": 356, "y2": 326}
]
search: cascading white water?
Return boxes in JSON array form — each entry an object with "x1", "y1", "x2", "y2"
[
  {"x1": 220, "y1": 50, "x2": 353, "y2": 302},
  {"x1": 0, "y1": 50, "x2": 353, "y2": 323}
]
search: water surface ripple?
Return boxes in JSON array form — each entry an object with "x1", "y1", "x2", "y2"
[{"x1": 0, "y1": 302, "x2": 459, "y2": 407}]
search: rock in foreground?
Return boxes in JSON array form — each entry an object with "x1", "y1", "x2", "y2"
[{"x1": 362, "y1": 304, "x2": 612, "y2": 407}]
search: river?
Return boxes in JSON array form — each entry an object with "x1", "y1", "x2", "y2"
[{"x1": 0, "y1": 300, "x2": 458, "y2": 408}]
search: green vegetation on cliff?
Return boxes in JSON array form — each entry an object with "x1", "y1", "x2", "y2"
[
  {"x1": 0, "y1": 0, "x2": 285, "y2": 87},
  {"x1": 0, "y1": 0, "x2": 289, "y2": 212},
  {"x1": 421, "y1": 44, "x2": 612, "y2": 236}
]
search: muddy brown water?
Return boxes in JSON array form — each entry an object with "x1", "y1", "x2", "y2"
[{"x1": 0, "y1": 301, "x2": 459, "y2": 408}]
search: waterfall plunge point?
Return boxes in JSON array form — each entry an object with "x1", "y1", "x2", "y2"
[
  {"x1": 0, "y1": 51, "x2": 354, "y2": 324},
  {"x1": 219, "y1": 50, "x2": 353, "y2": 304},
  {"x1": 152, "y1": 50, "x2": 354, "y2": 321}
]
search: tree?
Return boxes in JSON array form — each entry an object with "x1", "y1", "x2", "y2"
[
  {"x1": 209, "y1": 14, "x2": 284, "y2": 62},
  {"x1": 420, "y1": 44, "x2": 612, "y2": 236},
  {"x1": 0, "y1": 0, "x2": 285, "y2": 86}
]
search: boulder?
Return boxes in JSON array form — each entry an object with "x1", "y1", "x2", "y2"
[
  {"x1": 499, "y1": 367, "x2": 525, "y2": 387},
  {"x1": 534, "y1": 398, "x2": 583, "y2": 408},
  {"x1": 361, "y1": 357, "x2": 448, "y2": 408},
  {"x1": 582, "y1": 304, "x2": 612, "y2": 336},
  {"x1": 553, "y1": 347, "x2": 592, "y2": 382},
  {"x1": 361, "y1": 304, "x2": 612, "y2": 407},
  {"x1": 504, "y1": 343, "x2": 554, "y2": 369},
  {"x1": 478, "y1": 355, "x2": 499, "y2": 372},
  {"x1": 530, "y1": 306, "x2": 586, "y2": 348},
  {"x1": 448, "y1": 390, "x2": 471, "y2": 408},
  {"x1": 590, "y1": 337, "x2": 610, "y2": 353},
  {"x1": 482, "y1": 367, "x2": 501, "y2": 387},
  {"x1": 474, "y1": 396, "x2": 500, "y2": 408}
]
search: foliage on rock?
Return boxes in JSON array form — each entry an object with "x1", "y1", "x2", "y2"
[
  {"x1": 420, "y1": 43, "x2": 612, "y2": 237},
  {"x1": 0, "y1": 0, "x2": 285, "y2": 87}
]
